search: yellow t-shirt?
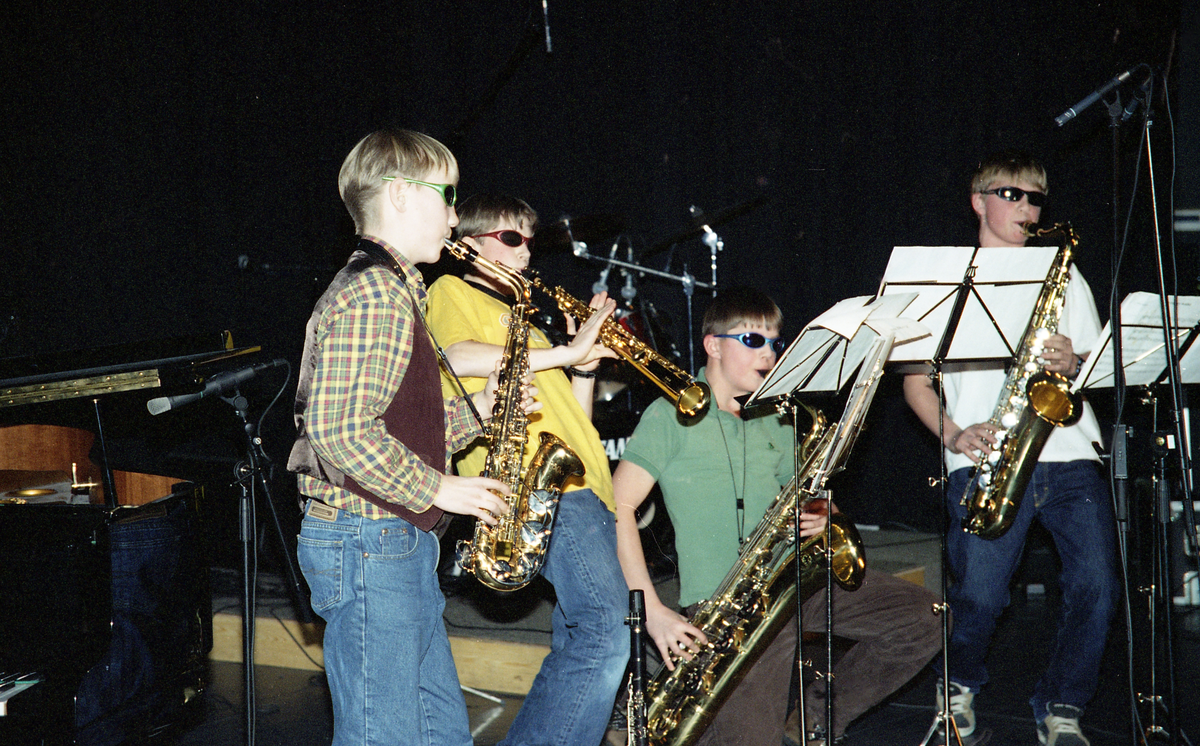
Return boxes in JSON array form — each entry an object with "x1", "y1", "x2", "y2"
[{"x1": 425, "y1": 274, "x2": 615, "y2": 512}]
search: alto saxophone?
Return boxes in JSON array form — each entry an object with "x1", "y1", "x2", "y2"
[
  {"x1": 644, "y1": 404, "x2": 866, "y2": 746},
  {"x1": 527, "y1": 275, "x2": 711, "y2": 417},
  {"x1": 443, "y1": 239, "x2": 585, "y2": 591},
  {"x1": 960, "y1": 223, "x2": 1084, "y2": 539}
]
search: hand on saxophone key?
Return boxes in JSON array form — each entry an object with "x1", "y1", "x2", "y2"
[
  {"x1": 562, "y1": 292, "x2": 619, "y2": 369},
  {"x1": 474, "y1": 363, "x2": 542, "y2": 417},
  {"x1": 1037, "y1": 333, "x2": 1080, "y2": 377},
  {"x1": 948, "y1": 423, "x2": 1000, "y2": 464},
  {"x1": 432, "y1": 475, "x2": 511, "y2": 525},
  {"x1": 645, "y1": 598, "x2": 708, "y2": 671},
  {"x1": 797, "y1": 498, "x2": 835, "y2": 538}
]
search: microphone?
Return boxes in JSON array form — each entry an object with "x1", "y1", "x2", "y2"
[
  {"x1": 1121, "y1": 70, "x2": 1153, "y2": 122},
  {"x1": 1055, "y1": 65, "x2": 1142, "y2": 127},
  {"x1": 147, "y1": 359, "x2": 287, "y2": 415},
  {"x1": 542, "y1": 0, "x2": 552, "y2": 53},
  {"x1": 689, "y1": 205, "x2": 721, "y2": 250},
  {"x1": 593, "y1": 239, "x2": 620, "y2": 295}
]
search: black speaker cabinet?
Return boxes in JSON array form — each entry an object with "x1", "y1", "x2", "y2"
[{"x1": 0, "y1": 485, "x2": 211, "y2": 745}]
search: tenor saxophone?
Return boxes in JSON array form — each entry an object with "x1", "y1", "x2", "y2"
[
  {"x1": 644, "y1": 404, "x2": 866, "y2": 746},
  {"x1": 443, "y1": 239, "x2": 585, "y2": 591},
  {"x1": 528, "y1": 275, "x2": 711, "y2": 417},
  {"x1": 960, "y1": 223, "x2": 1084, "y2": 539}
]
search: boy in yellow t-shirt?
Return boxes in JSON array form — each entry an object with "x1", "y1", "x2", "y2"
[{"x1": 425, "y1": 193, "x2": 629, "y2": 746}]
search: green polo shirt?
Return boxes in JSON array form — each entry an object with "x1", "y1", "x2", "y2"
[{"x1": 620, "y1": 368, "x2": 795, "y2": 607}]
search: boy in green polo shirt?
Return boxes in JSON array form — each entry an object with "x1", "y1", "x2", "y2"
[{"x1": 614, "y1": 286, "x2": 941, "y2": 745}]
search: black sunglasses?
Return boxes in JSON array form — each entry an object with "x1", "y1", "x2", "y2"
[
  {"x1": 713, "y1": 332, "x2": 787, "y2": 355},
  {"x1": 980, "y1": 186, "x2": 1047, "y2": 207},
  {"x1": 470, "y1": 230, "x2": 535, "y2": 250}
]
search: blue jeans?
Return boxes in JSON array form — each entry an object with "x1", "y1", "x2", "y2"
[
  {"x1": 944, "y1": 461, "x2": 1120, "y2": 719},
  {"x1": 298, "y1": 501, "x2": 471, "y2": 746},
  {"x1": 500, "y1": 489, "x2": 630, "y2": 746}
]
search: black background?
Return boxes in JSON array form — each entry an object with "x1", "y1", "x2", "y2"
[{"x1": 2, "y1": 0, "x2": 1193, "y2": 535}]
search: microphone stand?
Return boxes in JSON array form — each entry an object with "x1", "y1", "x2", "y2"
[
  {"x1": 571, "y1": 243, "x2": 711, "y2": 375},
  {"x1": 1135, "y1": 80, "x2": 1194, "y2": 746},
  {"x1": 220, "y1": 386, "x2": 308, "y2": 746}
]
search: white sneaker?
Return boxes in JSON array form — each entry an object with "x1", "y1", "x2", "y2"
[
  {"x1": 1038, "y1": 703, "x2": 1089, "y2": 746},
  {"x1": 936, "y1": 679, "x2": 976, "y2": 738}
]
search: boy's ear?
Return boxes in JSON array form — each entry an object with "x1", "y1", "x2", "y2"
[
  {"x1": 970, "y1": 191, "x2": 986, "y2": 220},
  {"x1": 386, "y1": 178, "x2": 408, "y2": 213},
  {"x1": 702, "y1": 334, "x2": 721, "y2": 359}
]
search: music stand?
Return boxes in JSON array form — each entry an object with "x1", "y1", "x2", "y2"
[
  {"x1": 879, "y1": 246, "x2": 1059, "y2": 367},
  {"x1": 877, "y1": 245, "x2": 1060, "y2": 746},
  {"x1": 746, "y1": 292, "x2": 928, "y2": 743},
  {"x1": 1072, "y1": 292, "x2": 1200, "y2": 745},
  {"x1": 1073, "y1": 292, "x2": 1200, "y2": 391}
]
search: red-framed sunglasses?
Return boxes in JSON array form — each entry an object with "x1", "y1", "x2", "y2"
[{"x1": 470, "y1": 230, "x2": 535, "y2": 250}]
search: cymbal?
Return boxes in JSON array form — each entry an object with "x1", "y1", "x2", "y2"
[
  {"x1": 644, "y1": 195, "x2": 769, "y2": 256},
  {"x1": 535, "y1": 214, "x2": 626, "y2": 253}
]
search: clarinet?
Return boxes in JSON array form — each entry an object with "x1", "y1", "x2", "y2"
[{"x1": 627, "y1": 589, "x2": 649, "y2": 746}]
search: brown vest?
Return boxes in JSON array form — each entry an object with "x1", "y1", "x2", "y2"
[{"x1": 288, "y1": 239, "x2": 448, "y2": 532}]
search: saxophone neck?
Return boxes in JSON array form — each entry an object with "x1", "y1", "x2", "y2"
[
  {"x1": 443, "y1": 238, "x2": 530, "y2": 300},
  {"x1": 1020, "y1": 221, "x2": 1077, "y2": 244}
]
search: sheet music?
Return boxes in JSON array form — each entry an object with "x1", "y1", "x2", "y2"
[
  {"x1": 877, "y1": 246, "x2": 1057, "y2": 364},
  {"x1": 748, "y1": 293, "x2": 925, "y2": 405},
  {"x1": 1074, "y1": 293, "x2": 1200, "y2": 390}
]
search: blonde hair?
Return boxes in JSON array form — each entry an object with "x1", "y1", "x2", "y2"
[
  {"x1": 702, "y1": 287, "x2": 783, "y2": 336},
  {"x1": 338, "y1": 130, "x2": 458, "y2": 234},
  {"x1": 970, "y1": 151, "x2": 1048, "y2": 196}
]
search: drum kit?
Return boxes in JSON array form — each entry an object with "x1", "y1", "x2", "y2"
[{"x1": 532, "y1": 198, "x2": 766, "y2": 457}]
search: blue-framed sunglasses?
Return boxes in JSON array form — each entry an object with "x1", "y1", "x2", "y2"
[
  {"x1": 381, "y1": 176, "x2": 457, "y2": 207},
  {"x1": 713, "y1": 332, "x2": 787, "y2": 354},
  {"x1": 979, "y1": 186, "x2": 1046, "y2": 207}
]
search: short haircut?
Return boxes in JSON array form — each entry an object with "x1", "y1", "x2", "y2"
[
  {"x1": 453, "y1": 193, "x2": 538, "y2": 241},
  {"x1": 970, "y1": 151, "x2": 1048, "y2": 197},
  {"x1": 338, "y1": 129, "x2": 458, "y2": 234},
  {"x1": 702, "y1": 286, "x2": 783, "y2": 336}
]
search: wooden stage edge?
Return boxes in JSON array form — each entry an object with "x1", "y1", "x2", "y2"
[{"x1": 209, "y1": 565, "x2": 926, "y2": 697}]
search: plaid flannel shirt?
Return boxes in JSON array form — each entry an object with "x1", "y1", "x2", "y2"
[{"x1": 297, "y1": 237, "x2": 483, "y2": 519}]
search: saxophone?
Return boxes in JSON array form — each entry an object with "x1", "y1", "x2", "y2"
[
  {"x1": 644, "y1": 404, "x2": 866, "y2": 746},
  {"x1": 528, "y1": 275, "x2": 711, "y2": 417},
  {"x1": 443, "y1": 239, "x2": 585, "y2": 591},
  {"x1": 960, "y1": 223, "x2": 1084, "y2": 539}
]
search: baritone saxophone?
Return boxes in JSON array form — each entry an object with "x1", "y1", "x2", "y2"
[
  {"x1": 527, "y1": 275, "x2": 711, "y2": 417},
  {"x1": 643, "y1": 326, "x2": 903, "y2": 746},
  {"x1": 644, "y1": 403, "x2": 866, "y2": 746},
  {"x1": 443, "y1": 239, "x2": 585, "y2": 591},
  {"x1": 960, "y1": 223, "x2": 1084, "y2": 539}
]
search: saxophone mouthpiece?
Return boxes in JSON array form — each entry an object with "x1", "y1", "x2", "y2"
[{"x1": 1020, "y1": 221, "x2": 1040, "y2": 237}]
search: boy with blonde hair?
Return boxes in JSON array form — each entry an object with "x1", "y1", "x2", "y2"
[
  {"x1": 904, "y1": 151, "x2": 1119, "y2": 746},
  {"x1": 289, "y1": 130, "x2": 511, "y2": 745}
]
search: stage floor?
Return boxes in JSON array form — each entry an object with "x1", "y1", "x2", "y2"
[{"x1": 173, "y1": 527, "x2": 1200, "y2": 746}]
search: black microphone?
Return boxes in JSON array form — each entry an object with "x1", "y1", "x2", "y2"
[
  {"x1": 147, "y1": 359, "x2": 287, "y2": 415},
  {"x1": 1121, "y1": 70, "x2": 1153, "y2": 122},
  {"x1": 1055, "y1": 65, "x2": 1142, "y2": 127}
]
